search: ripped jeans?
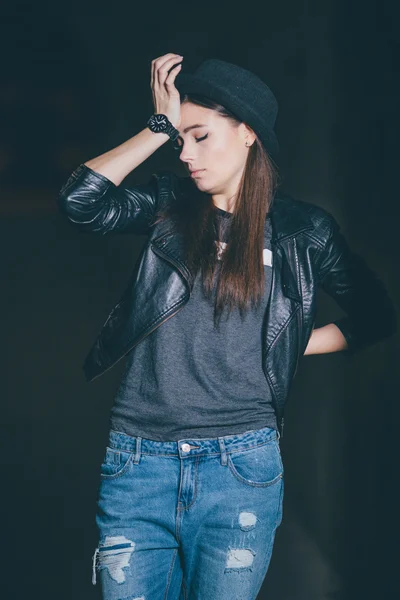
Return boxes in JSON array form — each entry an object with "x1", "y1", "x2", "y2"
[{"x1": 92, "y1": 425, "x2": 284, "y2": 600}]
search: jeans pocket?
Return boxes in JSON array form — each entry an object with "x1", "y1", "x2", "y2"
[
  {"x1": 227, "y1": 440, "x2": 283, "y2": 488},
  {"x1": 100, "y1": 446, "x2": 134, "y2": 480}
]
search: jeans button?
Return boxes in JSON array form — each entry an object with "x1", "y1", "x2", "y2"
[{"x1": 181, "y1": 443, "x2": 191, "y2": 452}]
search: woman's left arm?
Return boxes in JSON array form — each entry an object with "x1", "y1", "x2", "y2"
[
  {"x1": 304, "y1": 323, "x2": 348, "y2": 355},
  {"x1": 305, "y1": 212, "x2": 397, "y2": 356}
]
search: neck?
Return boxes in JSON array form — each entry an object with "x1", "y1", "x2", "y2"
[
  {"x1": 211, "y1": 170, "x2": 243, "y2": 213},
  {"x1": 213, "y1": 201, "x2": 234, "y2": 214},
  {"x1": 212, "y1": 192, "x2": 237, "y2": 213}
]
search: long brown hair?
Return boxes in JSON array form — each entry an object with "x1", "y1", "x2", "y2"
[{"x1": 154, "y1": 93, "x2": 280, "y2": 327}]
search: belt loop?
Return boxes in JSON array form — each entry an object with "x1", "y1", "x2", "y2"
[
  {"x1": 133, "y1": 436, "x2": 142, "y2": 464},
  {"x1": 218, "y1": 437, "x2": 227, "y2": 466}
]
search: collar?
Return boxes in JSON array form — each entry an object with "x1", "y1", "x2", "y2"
[
  {"x1": 175, "y1": 176, "x2": 314, "y2": 242},
  {"x1": 269, "y1": 192, "x2": 314, "y2": 242},
  {"x1": 152, "y1": 179, "x2": 313, "y2": 296}
]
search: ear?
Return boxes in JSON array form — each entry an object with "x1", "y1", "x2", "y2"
[{"x1": 240, "y1": 123, "x2": 257, "y2": 147}]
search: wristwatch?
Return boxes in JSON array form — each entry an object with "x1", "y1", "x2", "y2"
[{"x1": 146, "y1": 113, "x2": 180, "y2": 141}]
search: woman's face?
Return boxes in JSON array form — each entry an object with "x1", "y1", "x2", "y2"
[{"x1": 176, "y1": 102, "x2": 253, "y2": 197}]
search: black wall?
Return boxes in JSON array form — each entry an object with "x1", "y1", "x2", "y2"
[{"x1": 1, "y1": 1, "x2": 399, "y2": 598}]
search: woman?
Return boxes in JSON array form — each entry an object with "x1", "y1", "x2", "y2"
[{"x1": 57, "y1": 54, "x2": 396, "y2": 599}]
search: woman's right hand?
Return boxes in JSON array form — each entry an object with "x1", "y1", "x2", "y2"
[{"x1": 150, "y1": 53, "x2": 183, "y2": 129}]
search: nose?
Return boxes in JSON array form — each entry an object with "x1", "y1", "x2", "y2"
[{"x1": 178, "y1": 144, "x2": 196, "y2": 164}]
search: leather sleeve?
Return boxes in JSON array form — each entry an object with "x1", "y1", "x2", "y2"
[
  {"x1": 316, "y1": 214, "x2": 397, "y2": 354},
  {"x1": 57, "y1": 164, "x2": 160, "y2": 235}
]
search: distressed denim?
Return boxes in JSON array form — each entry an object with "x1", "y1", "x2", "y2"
[{"x1": 92, "y1": 425, "x2": 284, "y2": 599}]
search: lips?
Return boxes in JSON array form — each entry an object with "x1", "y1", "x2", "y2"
[{"x1": 190, "y1": 169, "x2": 205, "y2": 177}]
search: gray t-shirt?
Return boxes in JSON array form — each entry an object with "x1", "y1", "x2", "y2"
[{"x1": 109, "y1": 207, "x2": 277, "y2": 441}]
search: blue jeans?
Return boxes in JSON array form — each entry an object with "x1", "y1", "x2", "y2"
[{"x1": 92, "y1": 425, "x2": 284, "y2": 599}]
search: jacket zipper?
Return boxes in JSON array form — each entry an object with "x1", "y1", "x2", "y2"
[
  {"x1": 88, "y1": 300, "x2": 188, "y2": 381},
  {"x1": 264, "y1": 368, "x2": 285, "y2": 439},
  {"x1": 264, "y1": 303, "x2": 301, "y2": 439},
  {"x1": 87, "y1": 244, "x2": 191, "y2": 382},
  {"x1": 293, "y1": 308, "x2": 302, "y2": 378}
]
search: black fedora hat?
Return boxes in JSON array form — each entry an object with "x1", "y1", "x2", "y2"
[{"x1": 175, "y1": 58, "x2": 279, "y2": 158}]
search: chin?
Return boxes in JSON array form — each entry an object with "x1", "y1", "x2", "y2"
[
  {"x1": 191, "y1": 178, "x2": 205, "y2": 188},
  {"x1": 195, "y1": 181, "x2": 212, "y2": 195}
]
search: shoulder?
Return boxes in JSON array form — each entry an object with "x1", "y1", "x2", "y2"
[
  {"x1": 272, "y1": 189, "x2": 339, "y2": 247},
  {"x1": 273, "y1": 189, "x2": 335, "y2": 224},
  {"x1": 149, "y1": 170, "x2": 190, "y2": 200},
  {"x1": 149, "y1": 170, "x2": 185, "y2": 187}
]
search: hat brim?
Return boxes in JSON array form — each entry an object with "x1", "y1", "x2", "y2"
[{"x1": 175, "y1": 73, "x2": 279, "y2": 158}]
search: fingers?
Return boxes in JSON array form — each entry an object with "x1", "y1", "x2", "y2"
[
  {"x1": 164, "y1": 62, "x2": 182, "y2": 88},
  {"x1": 151, "y1": 54, "x2": 173, "y2": 89},
  {"x1": 156, "y1": 56, "x2": 183, "y2": 88},
  {"x1": 151, "y1": 53, "x2": 183, "y2": 90}
]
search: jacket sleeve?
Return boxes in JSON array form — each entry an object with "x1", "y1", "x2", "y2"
[
  {"x1": 316, "y1": 213, "x2": 397, "y2": 354},
  {"x1": 56, "y1": 163, "x2": 161, "y2": 235}
]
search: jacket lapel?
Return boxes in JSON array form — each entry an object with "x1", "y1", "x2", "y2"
[
  {"x1": 269, "y1": 193, "x2": 314, "y2": 242},
  {"x1": 152, "y1": 187, "x2": 314, "y2": 302}
]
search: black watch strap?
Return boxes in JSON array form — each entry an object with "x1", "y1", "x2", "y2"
[{"x1": 164, "y1": 120, "x2": 180, "y2": 141}]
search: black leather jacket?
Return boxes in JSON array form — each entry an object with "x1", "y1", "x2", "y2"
[{"x1": 57, "y1": 164, "x2": 397, "y2": 437}]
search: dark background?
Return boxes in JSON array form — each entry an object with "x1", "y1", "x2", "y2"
[{"x1": 1, "y1": 1, "x2": 399, "y2": 598}]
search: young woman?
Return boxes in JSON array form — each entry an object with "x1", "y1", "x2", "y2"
[{"x1": 57, "y1": 53, "x2": 396, "y2": 600}]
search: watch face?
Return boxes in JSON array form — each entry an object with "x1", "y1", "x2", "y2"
[{"x1": 150, "y1": 114, "x2": 168, "y2": 132}]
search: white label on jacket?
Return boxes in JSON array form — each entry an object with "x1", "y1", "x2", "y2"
[
  {"x1": 263, "y1": 248, "x2": 273, "y2": 266},
  {"x1": 216, "y1": 241, "x2": 273, "y2": 266}
]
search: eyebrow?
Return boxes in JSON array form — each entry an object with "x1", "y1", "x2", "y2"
[{"x1": 180, "y1": 123, "x2": 207, "y2": 134}]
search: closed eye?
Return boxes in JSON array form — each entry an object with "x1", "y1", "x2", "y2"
[{"x1": 173, "y1": 133, "x2": 208, "y2": 151}]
